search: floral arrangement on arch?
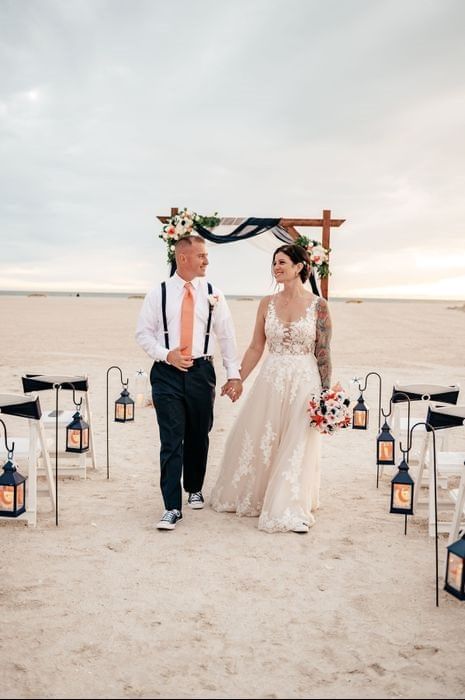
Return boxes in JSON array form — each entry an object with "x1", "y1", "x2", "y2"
[
  {"x1": 159, "y1": 208, "x2": 220, "y2": 266},
  {"x1": 307, "y1": 383, "x2": 351, "y2": 435},
  {"x1": 295, "y1": 234, "x2": 330, "y2": 278}
]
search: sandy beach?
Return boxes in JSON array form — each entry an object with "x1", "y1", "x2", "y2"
[{"x1": 1, "y1": 294, "x2": 465, "y2": 700}]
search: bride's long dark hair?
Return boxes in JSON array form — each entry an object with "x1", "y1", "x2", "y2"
[{"x1": 272, "y1": 244, "x2": 320, "y2": 296}]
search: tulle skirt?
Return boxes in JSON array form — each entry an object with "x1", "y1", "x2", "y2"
[{"x1": 210, "y1": 352, "x2": 322, "y2": 532}]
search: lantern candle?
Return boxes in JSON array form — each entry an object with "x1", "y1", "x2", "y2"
[
  {"x1": 447, "y1": 554, "x2": 463, "y2": 593},
  {"x1": 115, "y1": 387, "x2": 135, "y2": 422},
  {"x1": 445, "y1": 535, "x2": 465, "y2": 601},
  {"x1": 66, "y1": 411, "x2": 90, "y2": 453},
  {"x1": 380, "y1": 442, "x2": 393, "y2": 461},
  {"x1": 352, "y1": 394, "x2": 369, "y2": 430},
  {"x1": 390, "y1": 456, "x2": 414, "y2": 515},
  {"x1": 392, "y1": 483, "x2": 412, "y2": 510},
  {"x1": 0, "y1": 455, "x2": 27, "y2": 518},
  {"x1": 376, "y1": 421, "x2": 396, "y2": 465}
]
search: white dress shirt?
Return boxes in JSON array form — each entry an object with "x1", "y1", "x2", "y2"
[{"x1": 135, "y1": 273, "x2": 241, "y2": 379}]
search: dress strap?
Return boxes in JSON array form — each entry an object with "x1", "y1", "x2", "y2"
[{"x1": 266, "y1": 296, "x2": 277, "y2": 318}]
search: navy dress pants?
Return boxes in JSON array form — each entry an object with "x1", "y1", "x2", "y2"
[{"x1": 150, "y1": 358, "x2": 216, "y2": 512}]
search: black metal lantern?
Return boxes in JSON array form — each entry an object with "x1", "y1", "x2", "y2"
[
  {"x1": 377, "y1": 420, "x2": 396, "y2": 465},
  {"x1": 444, "y1": 535, "x2": 465, "y2": 601},
  {"x1": 115, "y1": 387, "x2": 135, "y2": 423},
  {"x1": 66, "y1": 410, "x2": 89, "y2": 453},
  {"x1": 0, "y1": 453, "x2": 27, "y2": 518},
  {"x1": 352, "y1": 394, "x2": 369, "y2": 430},
  {"x1": 390, "y1": 456, "x2": 414, "y2": 515}
]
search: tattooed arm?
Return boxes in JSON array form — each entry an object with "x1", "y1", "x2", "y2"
[{"x1": 315, "y1": 297, "x2": 332, "y2": 390}]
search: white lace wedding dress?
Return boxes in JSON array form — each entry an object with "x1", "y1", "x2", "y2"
[{"x1": 210, "y1": 296, "x2": 322, "y2": 532}]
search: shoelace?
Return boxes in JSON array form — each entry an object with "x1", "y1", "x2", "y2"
[
  {"x1": 190, "y1": 492, "x2": 203, "y2": 501},
  {"x1": 161, "y1": 511, "x2": 178, "y2": 521}
]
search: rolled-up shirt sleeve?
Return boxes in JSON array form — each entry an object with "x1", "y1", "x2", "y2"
[
  {"x1": 135, "y1": 289, "x2": 170, "y2": 362},
  {"x1": 212, "y1": 291, "x2": 241, "y2": 379}
]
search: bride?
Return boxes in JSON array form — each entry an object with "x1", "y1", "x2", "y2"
[{"x1": 210, "y1": 243, "x2": 332, "y2": 533}]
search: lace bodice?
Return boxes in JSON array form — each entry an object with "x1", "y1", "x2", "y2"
[{"x1": 265, "y1": 297, "x2": 318, "y2": 355}]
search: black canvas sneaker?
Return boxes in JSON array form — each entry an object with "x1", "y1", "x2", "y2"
[
  {"x1": 187, "y1": 491, "x2": 205, "y2": 509},
  {"x1": 156, "y1": 509, "x2": 182, "y2": 530}
]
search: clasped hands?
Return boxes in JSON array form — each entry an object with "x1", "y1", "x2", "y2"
[
  {"x1": 167, "y1": 348, "x2": 243, "y2": 402},
  {"x1": 221, "y1": 379, "x2": 243, "y2": 403}
]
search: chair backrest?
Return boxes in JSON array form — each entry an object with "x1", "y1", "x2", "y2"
[
  {"x1": 391, "y1": 384, "x2": 460, "y2": 405},
  {"x1": 0, "y1": 393, "x2": 42, "y2": 420},
  {"x1": 22, "y1": 375, "x2": 89, "y2": 393},
  {"x1": 0, "y1": 393, "x2": 44, "y2": 465},
  {"x1": 426, "y1": 404, "x2": 465, "y2": 431},
  {"x1": 390, "y1": 384, "x2": 461, "y2": 445}
]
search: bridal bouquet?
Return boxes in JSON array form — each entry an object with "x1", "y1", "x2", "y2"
[{"x1": 307, "y1": 382, "x2": 351, "y2": 434}]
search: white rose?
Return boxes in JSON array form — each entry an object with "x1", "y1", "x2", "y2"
[{"x1": 310, "y1": 245, "x2": 328, "y2": 263}]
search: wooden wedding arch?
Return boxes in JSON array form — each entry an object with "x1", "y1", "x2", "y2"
[{"x1": 157, "y1": 208, "x2": 345, "y2": 300}]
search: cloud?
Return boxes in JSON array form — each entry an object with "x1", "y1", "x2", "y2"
[{"x1": 1, "y1": 0, "x2": 465, "y2": 298}]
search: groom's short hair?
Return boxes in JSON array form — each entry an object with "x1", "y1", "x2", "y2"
[{"x1": 175, "y1": 235, "x2": 205, "y2": 253}]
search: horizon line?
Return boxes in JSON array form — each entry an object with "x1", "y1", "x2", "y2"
[{"x1": 0, "y1": 289, "x2": 464, "y2": 304}]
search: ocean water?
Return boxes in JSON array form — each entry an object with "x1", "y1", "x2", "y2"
[
  {"x1": 0, "y1": 290, "x2": 138, "y2": 299},
  {"x1": 0, "y1": 290, "x2": 462, "y2": 303}
]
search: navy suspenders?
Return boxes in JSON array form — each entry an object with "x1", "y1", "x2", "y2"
[
  {"x1": 161, "y1": 281, "x2": 213, "y2": 355},
  {"x1": 203, "y1": 282, "x2": 213, "y2": 356},
  {"x1": 161, "y1": 281, "x2": 169, "y2": 350}
]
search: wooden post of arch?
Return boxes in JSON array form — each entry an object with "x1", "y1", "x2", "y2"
[
  {"x1": 157, "y1": 208, "x2": 345, "y2": 299},
  {"x1": 278, "y1": 209, "x2": 345, "y2": 300}
]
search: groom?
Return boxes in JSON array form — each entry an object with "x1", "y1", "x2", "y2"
[{"x1": 135, "y1": 235, "x2": 243, "y2": 530}]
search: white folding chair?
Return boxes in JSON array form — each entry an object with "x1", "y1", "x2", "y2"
[
  {"x1": 0, "y1": 393, "x2": 56, "y2": 526},
  {"x1": 21, "y1": 374, "x2": 97, "y2": 478},
  {"x1": 415, "y1": 404, "x2": 465, "y2": 538},
  {"x1": 391, "y1": 383, "x2": 460, "y2": 465}
]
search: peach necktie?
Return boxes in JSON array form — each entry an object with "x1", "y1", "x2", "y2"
[{"x1": 180, "y1": 282, "x2": 194, "y2": 356}]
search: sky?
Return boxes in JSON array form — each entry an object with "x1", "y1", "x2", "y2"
[{"x1": 1, "y1": 0, "x2": 464, "y2": 299}]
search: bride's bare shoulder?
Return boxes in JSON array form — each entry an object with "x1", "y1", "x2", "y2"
[
  {"x1": 258, "y1": 294, "x2": 273, "y2": 307},
  {"x1": 257, "y1": 295, "x2": 273, "y2": 317}
]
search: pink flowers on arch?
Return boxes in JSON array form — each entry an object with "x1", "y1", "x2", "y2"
[
  {"x1": 161, "y1": 208, "x2": 196, "y2": 243},
  {"x1": 294, "y1": 234, "x2": 331, "y2": 278},
  {"x1": 307, "y1": 242, "x2": 328, "y2": 266},
  {"x1": 158, "y1": 208, "x2": 220, "y2": 266},
  {"x1": 307, "y1": 382, "x2": 351, "y2": 435}
]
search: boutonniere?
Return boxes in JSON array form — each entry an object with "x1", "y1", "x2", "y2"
[{"x1": 208, "y1": 293, "x2": 220, "y2": 309}]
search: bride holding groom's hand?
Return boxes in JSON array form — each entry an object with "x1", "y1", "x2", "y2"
[{"x1": 211, "y1": 242, "x2": 332, "y2": 534}]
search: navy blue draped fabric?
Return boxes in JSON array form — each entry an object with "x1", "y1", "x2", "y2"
[
  {"x1": 169, "y1": 217, "x2": 320, "y2": 296},
  {"x1": 193, "y1": 218, "x2": 289, "y2": 244}
]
